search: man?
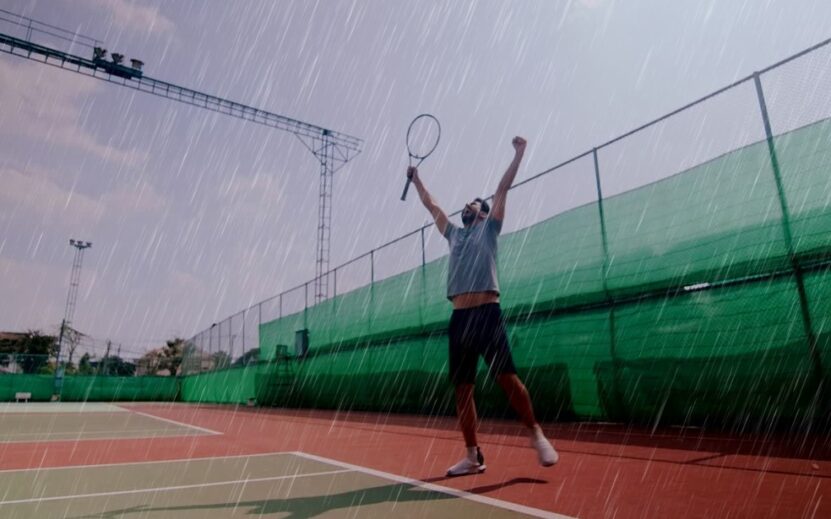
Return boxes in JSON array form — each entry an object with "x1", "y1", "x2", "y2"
[{"x1": 407, "y1": 136, "x2": 558, "y2": 477}]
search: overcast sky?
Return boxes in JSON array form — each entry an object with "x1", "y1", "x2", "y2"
[{"x1": 1, "y1": 0, "x2": 830, "y2": 358}]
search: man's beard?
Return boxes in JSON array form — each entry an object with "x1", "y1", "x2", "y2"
[{"x1": 462, "y1": 211, "x2": 475, "y2": 226}]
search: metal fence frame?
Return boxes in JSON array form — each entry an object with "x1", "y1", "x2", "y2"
[{"x1": 184, "y1": 36, "x2": 831, "y2": 387}]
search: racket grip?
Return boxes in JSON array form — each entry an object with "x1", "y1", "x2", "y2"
[{"x1": 400, "y1": 178, "x2": 412, "y2": 201}]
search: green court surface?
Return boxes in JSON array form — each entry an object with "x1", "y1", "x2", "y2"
[
  {"x1": 0, "y1": 453, "x2": 567, "y2": 518},
  {"x1": 0, "y1": 402, "x2": 126, "y2": 413},
  {"x1": 0, "y1": 403, "x2": 217, "y2": 442}
]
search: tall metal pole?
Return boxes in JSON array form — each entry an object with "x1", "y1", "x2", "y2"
[
  {"x1": 592, "y1": 149, "x2": 625, "y2": 419},
  {"x1": 242, "y1": 309, "x2": 246, "y2": 356},
  {"x1": 753, "y1": 73, "x2": 825, "y2": 394},
  {"x1": 53, "y1": 239, "x2": 92, "y2": 400},
  {"x1": 0, "y1": 24, "x2": 362, "y2": 310},
  {"x1": 419, "y1": 226, "x2": 427, "y2": 329},
  {"x1": 313, "y1": 131, "x2": 334, "y2": 303}
]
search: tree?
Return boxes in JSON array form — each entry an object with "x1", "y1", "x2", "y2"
[
  {"x1": 61, "y1": 324, "x2": 84, "y2": 371},
  {"x1": 136, "y1": 348, "x2": 162, "y2": 376},
  {"x1": 99, "y1": 355, "x2": 135, "y2": 377},
  {"x1": 211, "y1": 351, "x2": 231, "y2": 370},
  {"x1": 159, "y1": 338, "x2": 187, "y2": 377},
  {"x1": 0, "y1": 330, "x2": 56, "y2": 373},
  {"x1": 78, "y1": 352, "x2": 94, "y2": 375},
  {"x1": 232, "y1": 348, "x2": 260, "y2": 367}
]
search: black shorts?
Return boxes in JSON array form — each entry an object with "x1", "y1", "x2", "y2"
[{"x1": 448, "y1": 303, "x2": 517, "y2": 385}]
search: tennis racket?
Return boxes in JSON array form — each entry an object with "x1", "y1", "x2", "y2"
[{"x1": 401, "y1": 114, "x2": 441, "y2": 201}]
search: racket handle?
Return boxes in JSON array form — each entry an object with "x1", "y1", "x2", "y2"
[{"x1": 400, "y1": 178, "x2": 412, "y2": 201}]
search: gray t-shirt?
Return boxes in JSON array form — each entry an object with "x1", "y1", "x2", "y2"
[{"x1": 443, "y1": 217, "x2": 503, "y2": 300}]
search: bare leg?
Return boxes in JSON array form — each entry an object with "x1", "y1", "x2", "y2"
[
  {"x1": 497, "y1": 373, "x2": 559, "y2": 466},
  {"x1": 496, "y1": 373, "x2": 538, "y2": 429},
  {"x1": 455, "y1": 383, "x2": 478, "y2": 447}
]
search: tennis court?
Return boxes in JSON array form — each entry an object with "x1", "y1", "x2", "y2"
[
  {"x1": 0, "y1": 403, "x2": 569, "y2": 518},
  {"x1": 0, "y1": 402, "x2": 827, "y2": 518},
  {"x1": 0, "y1": 452, "x2": 564, "y2": 518},
  {"x1": 1, "y1": 6, "x2": 831, "y2": 518},
  {"x1": 0, "y1": 403, "x2": 216, "y2": 443}
]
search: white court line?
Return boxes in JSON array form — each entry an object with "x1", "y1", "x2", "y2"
[
  {"x1": 0, "y1": 403, "x2": 127, "y2": 414},
  {"x1": 0, "y1": 407, "x2": 219, "y2": 445},
  {"x1": 0, "y1": 450, "x2": 575, "y2": 517},
  {"x1": 0, "y1": 428, "x2": 205, "y2": 443},
  {"x1": 124, "y1": 408, "x2": 223, "y2": 436},
  {"x1": 0, "y1": 469, "x2": 353, "y2": 506},
  {"x1": 291, "y1": 451, "x2": 576, "y2": 519},
  {"x1": 0, "y1": 451, "x2": 294, "y2": 474},
  {"x1": 0, "y1": 429, "x2": 173, "y2": 439}
]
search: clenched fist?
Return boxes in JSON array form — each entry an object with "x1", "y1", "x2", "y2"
[{"x1": 512, "y1": 136, "x2": 527, "y2": 154}]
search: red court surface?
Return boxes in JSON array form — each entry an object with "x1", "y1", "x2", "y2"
[{"x1": 0, "y1": 403, "x2": 828, "y2": 518}]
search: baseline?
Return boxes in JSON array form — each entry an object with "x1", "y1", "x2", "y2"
[{"x1": 291, "y1": 451, "x2": 575, "y2": 519}]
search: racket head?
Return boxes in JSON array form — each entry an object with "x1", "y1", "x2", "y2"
[{"x1": 406, "y1": 114, "x2": 441, "y2": 162}]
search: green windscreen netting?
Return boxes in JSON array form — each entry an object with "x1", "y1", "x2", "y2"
[
  {"x1": 244, "y1": 116, "x2": 830, "y2": 430},
  {"x1": 8, "y1": 118, "x2": 821, "y2": 419},
  {"x1": 0, "y1": 374, "x2": 178, "y2": 402},
  {"x1": 180, "y1": 364, "x2": 259, "y2": 404}
]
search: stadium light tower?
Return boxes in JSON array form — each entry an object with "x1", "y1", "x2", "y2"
[
  {"x1": 0, "y1": 10, "x2": 362, "y2": 304},
  {"x1": 53, "y1": 239, "x2": 92, "y2": 400}
]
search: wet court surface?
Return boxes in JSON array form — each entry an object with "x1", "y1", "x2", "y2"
[
  {"x1": 0, "y1": 452, "x2": 564, "y2": 518},
  {"x1": 0, "y1": 403, "x2": 827, "y2": 518},
  {"x1": 0, "y1": 403, "x2": 215, "y2": 442}
]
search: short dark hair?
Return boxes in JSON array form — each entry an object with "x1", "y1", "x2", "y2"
[{"x1": 474, "y1": 198, "x2": 490, "y2": 214}]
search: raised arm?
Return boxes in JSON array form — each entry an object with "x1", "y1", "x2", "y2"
[
  {"x1": 408, "y1": 166, "x2": 449, "y2": 236},
  {"x1": 490, "y1": 136, "x2": 527, "y2": 222}
]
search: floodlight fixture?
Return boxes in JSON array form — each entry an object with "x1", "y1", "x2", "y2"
[{"x1": 69, "y1": 239, "x2": 92, "y2": 249}]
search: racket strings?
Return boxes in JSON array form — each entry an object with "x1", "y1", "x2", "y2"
[{"x1": 407, "y1": 115, "x2": 441, "y2": 160}]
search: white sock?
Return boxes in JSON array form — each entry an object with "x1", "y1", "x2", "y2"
[{"x1": 466, "y1": 446, "x2": 479, "y2": 462}]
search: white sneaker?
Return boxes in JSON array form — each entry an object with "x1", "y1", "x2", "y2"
[
  {"x1": 446, "y1": 447, "x2": 486, "y2": 477},
  {"x1": 531, "y1": 428, "x2": 559, "y2": 467}
]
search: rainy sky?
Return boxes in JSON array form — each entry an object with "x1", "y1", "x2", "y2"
[{"x1": 1, "y1": 0, "x2": 830, "y2": 359}]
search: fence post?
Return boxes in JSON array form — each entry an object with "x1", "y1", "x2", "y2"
[
  {"x1": 420, "y1": 227, "x2": 426, "y2": 267},
  {"x1": 258, "y1": 302, "x2": 263, "y2": 363},
  {"x1": 593, "y1": 148, "x2": 625, "y2": 420},
  {"x1": 369, "y1": 251, "x2": 375, "y2": 336},
  {"x1": 301, "y1": 284, "x2": 307, "y2": 330},
  {"x1": 420, "y1": 226, "x2": 427, "y2": 329},
  {"x1": 209, "y1": 323, "x2": 214, "y2": 361},
  {"x1": 753, "y1": 72, "x2": 825, "y2": 394},
  {"x1": 331, "y1": 267, "x2": 338, "y2": 346}
]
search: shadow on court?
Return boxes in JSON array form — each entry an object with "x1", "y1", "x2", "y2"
[
  {"x1": 70, "y1": 483, "x2": 461, "y2": 518},
  {"x1": 67, "y1": 477, "x2": 552, "y2": 518},
  {"x1": 466, "y1": 477, "x2": 548, "y2": 494},
  {"x1": 421, "y1": 475, "x2": 548, "y2": 494}
]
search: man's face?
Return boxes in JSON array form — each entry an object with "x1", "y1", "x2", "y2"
[{"x1": 461, "y1": 200, "x2": 484, "y2": 226}]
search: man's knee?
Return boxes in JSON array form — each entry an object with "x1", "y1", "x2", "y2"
[{"x1": 496, "y1": 373, "x2": 526, "y2": 394}]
